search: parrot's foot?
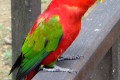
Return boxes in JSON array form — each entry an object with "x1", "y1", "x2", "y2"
[
  {"x1": 57, "y1": 55, "x2": 84, "y2": 62},
  {"x1": 40, "y1": 65, "x2": 77, "y2": 73}
]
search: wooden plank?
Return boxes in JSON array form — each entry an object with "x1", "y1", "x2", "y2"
[
  {"x1": 33, "y1": 0, "x2": 120, "y2": 80},
  {"x1": 112, "y1": 36, "x2": 120, "y2": 80},
  {"x1": 89, "y1": 49, "x2": 112, "y2": 80},
  {"x1": 11, "y1": 0, "x2": 41, "y2": 80}
]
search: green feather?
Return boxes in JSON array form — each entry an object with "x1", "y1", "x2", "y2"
[
  {"x1": 17, "y1": 15, "x2": 63, "y2": 79},
  {"x1": 46, "y1": 38, "x2": 60, "y2": 52}
]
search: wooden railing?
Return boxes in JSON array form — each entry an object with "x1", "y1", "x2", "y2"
[{"x1": 12, "y1": 0, "x2": 120, "y2": 80}]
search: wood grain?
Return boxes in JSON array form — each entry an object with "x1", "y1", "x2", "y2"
[{"x1": 112, "y1": 36, "x2": 120, "y2": 80}]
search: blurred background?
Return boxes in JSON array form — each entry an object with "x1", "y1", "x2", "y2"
[{"x1": 0, "y1": 0, "x2": 12, "y2": 80}]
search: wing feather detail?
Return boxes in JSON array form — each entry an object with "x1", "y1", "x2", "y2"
[{"x1": 17, "y1": 15, "x2": 63, "y2": 79}]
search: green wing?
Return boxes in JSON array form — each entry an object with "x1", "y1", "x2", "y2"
[{"x1": 16, "y1": 15, "x2": 63, "y2": 79}]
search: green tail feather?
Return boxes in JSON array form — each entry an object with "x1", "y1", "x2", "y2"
[{"x1": 16, "y1": 51, "x2": 49, "y2": 80}]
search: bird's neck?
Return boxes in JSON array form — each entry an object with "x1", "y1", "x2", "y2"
[
  {"x1": 47, "y1": 0, "x2": 96, "y2": 17},
  {"x1": 50, "y1": 0, "x2": 96, "y2": 9}
]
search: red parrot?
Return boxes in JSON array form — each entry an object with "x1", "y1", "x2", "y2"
[{"x1": 10, "y1": 0, "x2": 103, "y2": 80}]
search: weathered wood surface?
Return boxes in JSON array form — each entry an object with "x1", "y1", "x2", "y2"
[
  {"x1": 11, "y1": 0, "x2": 41, "y2": 80},
  {"x1": 33, "y1": 0, "x2": 120, "y2": 80},
  {"x1": 112, "y1": 36, "x2": 120, "y2": 80},
  {"x1": 89, "y1": 49, "x2": 112, "y2": 80}
]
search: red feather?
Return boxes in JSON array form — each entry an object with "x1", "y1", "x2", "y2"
[
  {"x1": 25, "y1": 0, "x2": 96, "y2": 79},
  {"x1": 25, "y1": 65, "x2": 39, "y2": 80}
]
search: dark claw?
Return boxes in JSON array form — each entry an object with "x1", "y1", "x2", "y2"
[{"x1": 57, "y1": 55, "x2": 84, "y2": 62}]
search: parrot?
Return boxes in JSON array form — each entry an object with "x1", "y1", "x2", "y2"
[{"x1": 9, "y1": 0, "x2": 103, "y2": 80}]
